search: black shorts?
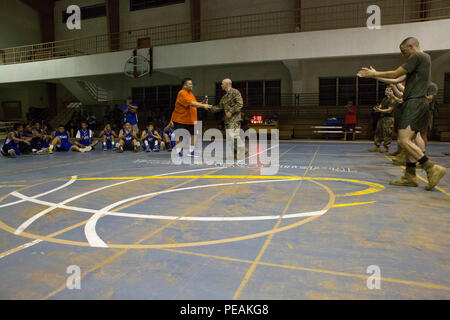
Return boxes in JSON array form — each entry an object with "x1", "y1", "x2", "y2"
[
  {"x1": 173, "y1": 121, "x2": 194, "y2": 135},
  {"x1": 123, "y1": 141, "x2": 134, "y2": 151},
  {"x1": 343, "y1": 124, "x2": 356, "y2": 132}
]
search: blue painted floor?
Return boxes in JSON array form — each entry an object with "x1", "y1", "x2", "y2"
[{"x1": 0, "y1": 141, "x2": 449, "y2": 299}]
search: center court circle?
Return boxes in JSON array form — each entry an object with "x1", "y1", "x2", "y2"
[{"x1": 0, "y1": 169, "x2": 385, "y2": 249}]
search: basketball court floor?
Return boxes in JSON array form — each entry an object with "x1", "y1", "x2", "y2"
[{"x1": 0, "y1": 141, "x2": 449, "y2": 299}]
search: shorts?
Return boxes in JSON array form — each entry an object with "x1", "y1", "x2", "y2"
[
  {"x1": 143, "y1": 139, "x2": 157, "y2": 150},
  {"x1": 56, "y1": 141, "x2": 73, "y2": 152},
  {"x1": 2, "y1": 143, "x2": 20, "y2": 156},
  {"x1": 343, "y1": 123, "x2": 356, "y2": 132},
  {"x1": 123, "y1": 141, "x2": 134, "y2": 151},
  {"x1": 173, "y1": 121, "x2": 194, "y2": 135},
  {"x1": 399, "y1": 97, "x2": 429, "y2": 132}
]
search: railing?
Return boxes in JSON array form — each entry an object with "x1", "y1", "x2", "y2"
[{"x1": 0, "y1": 0, "x2": 448, "y2": 65}]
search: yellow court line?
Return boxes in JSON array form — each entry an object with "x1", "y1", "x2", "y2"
[
  {"x1": 41, "y1": 166, "x2": 229, "y2": 300},
  {"x1": 162, "y1": 248, "x2": 450, "y2": 292},
  {"x1": 384, "y1": 156, "x2": 449, "y2": 197},
  {"x1": 0, "y1": 185, "x2": 25, "y2": 188},
  {"x1": 233, "y1": 146, "x2": 320, "y2": 300},
  {"x1": 42, "y1": 146, "x2": 298, "y2": 299},
  {"x1": 333, "y1": 201, "x2": 376, "y2": 207}
]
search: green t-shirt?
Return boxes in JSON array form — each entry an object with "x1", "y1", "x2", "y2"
[
  {"x1": 379, "y1": 97, "x2": 393, "y2": 118},
  {"x1": 427, "y1": 81, "x2": 438, "y2": 110},
  {"x1": 401, "y1": 52, "x2": 431, "y2": 100}
]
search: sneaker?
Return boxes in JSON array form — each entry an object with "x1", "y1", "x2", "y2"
[
  {"x1": 134, "y1": 145, "x2": 139, "y2": 153},
  {"x1": 154, "y1": 146, "x2": 160, "y2": 152},
  {"x1": 425, "y1": 165, "x2": 446, "y2": 191},
  {"x1": 380, "y1": 147, "x2": 389, "y2": 153},
  {"x1": 84, "y1": 146, "x2": 92, "y2": 152},
  {"x1": 103, "y1": 144, "x2": 107, "y2": 151},
  {"x1": 146, "y1": 146, "x2": 151, "y2": 152},
  {"x1": 36, "y1": 148, "x2": 48, "y2": 155},
  {"x1": 8, "y1": 149, "x2": 17, "y2": 158},
  {"x1": 190, "y1": 151, "x2": 200, "y2": 158},
  {"x1": 368, "y1": 146, "x2": 380, "y2": 152},
  {"x1": 32, "y1": 149, "x2": 37, "y2": 153},
  {"x1": 118, "y1": 145, "x2": 124, "y2": 153}
]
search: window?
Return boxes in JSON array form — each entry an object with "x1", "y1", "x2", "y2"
[
  {"x1": 445, "y1": 73, "x2": 450, "y2": 104},
  {"x1": 319, "y1": 78, "x2": 336, "y2": 106},
  {"x1": 265, "y1": 80, "x2": 281, "y2": 106},
  {"x1": 62, "y1": 3, "x2": 106, "y2": 24},
  {"x1": 358, "y1": 78, "x2": 376, "y2": 105},
  {"x1": 338, "y1": 77, "x2": 356, "y2": 105},
  {"x1": 247, "y1": 81, "x2": 263, "y2": 107},
  {"x1": 130, "y1": 0, "x2": 185, "y2": 11},
  {"x1": 132, "y1": 86, "x2": 177, "y2": 111},
  {"x1": 215, "y1": 80, "x2": 281, "y2": 108}
]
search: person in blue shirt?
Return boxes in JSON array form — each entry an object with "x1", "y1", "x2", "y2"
[
  {"x1": 162, "y1": 121, "x2": 176, "y2": 152},
  {"x1": 75, "y1": 121, "x2": 98, "y2": 149},
  {"x1": 48, "y1": 125, "x2": 91, "y2": 153},
  {"x1": 141, "y1": 123, "x2": 161, "y2": 152},
  {"x1": 32, "y1": 122, "x2": 50, "y2": 150},
  {"x1": 1, "y1": 123, "x2": 30, "y2": 158},
  {"x1": 117, "y1": 122, "x2": 140, "y2": 153},
  {"x1": 20, "y1": 123, "x2": 34, "y2": 154},
  {"x1": 99, "y1": 123, "x2": 117, "y2": 151},
  {"x1": 122, "y1": 97, "x2": 139, "y2": 134}
]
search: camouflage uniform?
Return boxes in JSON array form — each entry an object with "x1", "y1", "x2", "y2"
[
  {"x1": 426, "y1": 82, "x2": 438, "y2": 132},
  {"x1": 374, "y1": 97, "x2": 395, "y2": 148},
  {"x1": 210, "y1": 88, "x2": 245, "y2": 158}
]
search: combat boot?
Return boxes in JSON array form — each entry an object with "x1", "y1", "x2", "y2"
[
  {"x1": 389, "y1": 168, "x2": 418, "y2": 187},
  {"x1": 422, "y1": 161, "x2": 446, "y2": 191}
]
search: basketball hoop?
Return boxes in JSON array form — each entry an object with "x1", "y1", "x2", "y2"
[{"x1": 124, "y1": 54, "x2": 151, "y2": 78}]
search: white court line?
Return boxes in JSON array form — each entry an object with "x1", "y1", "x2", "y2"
[
  {"x1": 83, "y1": 178, "x2": 323, "y2": 247},
  {"x1": 0, "y1": 176, "x2": 78, "y2": 209},
  {"x1": 13, "y1": 167, "x2": 219, "y2": 235},
  {"x1": 0, "y1": 167, "x2": 224, "y2": 258},
  {"x1": 0, "y1": 239, "x2": 42, "y2": 260}
]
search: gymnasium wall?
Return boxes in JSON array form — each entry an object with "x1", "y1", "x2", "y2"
[
  {"x1": 54, "y1": 0, "x2": 108, "y2": 41},
  {"x1": 0, "y1": 83, "x2": 48, "y2": 121},
  {"x1": 0, "y1": 0, "x2": 41, "y2": 49}
]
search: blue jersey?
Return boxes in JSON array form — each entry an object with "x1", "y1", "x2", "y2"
[
  {"x1": 77, "y1": 129, "x2": 93, "y2": 146},
  {"x1": 33, "y1": 129, "x2": 49, "y2": 148},
  {"x1": 122, "y1": 103, "x2": 138, "y2": 125},
  {"x1": 55, "y1": 130, "x2": 70, "y2": 143},
  {"x1": 4, "y1": 131, "x2": 20, "y2": 148},
  {"x1": 22, "y1": 130, "x2": 33, "y2": 138},
  {"x1": 144, "y1": 129, "x2": 157, "y2": 142},
  {"x1": 121, "y1": 129, "x2": 134, "y2": 143},
  {"x1": 166, "y1": 127, "x2": 175, "y2": 142},
  {"x1": 103, "y1": 130, "x2": 113, "y2": 140}
]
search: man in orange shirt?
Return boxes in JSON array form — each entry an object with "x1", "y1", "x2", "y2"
[{"x1": 171, "y1": 78, "x2": 211, "y2": 157}]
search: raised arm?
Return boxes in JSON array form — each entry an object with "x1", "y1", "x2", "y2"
[
  {"x1": 358, "y1": 66, "x2": 408, "y2": 79},
  {"x1": 375, "y1": 74, "x2": 407, "y2": 84}
]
